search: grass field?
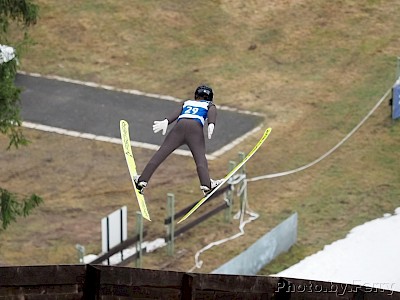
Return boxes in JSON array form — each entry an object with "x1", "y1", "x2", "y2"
[{"x1": 1, "y1": 0, "x2": 400, "y2": 274}]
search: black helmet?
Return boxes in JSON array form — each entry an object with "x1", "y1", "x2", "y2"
[{"x1": 194, "y1": 85, "x2": 213, "y2": 101}]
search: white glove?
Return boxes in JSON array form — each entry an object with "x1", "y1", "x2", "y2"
[
  {"x1": 153, "y1": 119, "x2": 168, "y2": 135},
  {"x1": 208, "y1": 123, "x2": 215, "y2": 139}
]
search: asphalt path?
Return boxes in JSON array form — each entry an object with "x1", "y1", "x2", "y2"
[{"x1": 16, "y1": 73, "x2": 264, "y2": 156}]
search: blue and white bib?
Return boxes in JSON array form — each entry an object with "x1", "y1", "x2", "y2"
[{"x1": 178, "y1": 100, "x2": 210, "y2": 126}]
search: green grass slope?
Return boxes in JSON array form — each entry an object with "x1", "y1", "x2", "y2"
[{"x1": 2, "y1": 0, "x2": 400, "y2": 273}]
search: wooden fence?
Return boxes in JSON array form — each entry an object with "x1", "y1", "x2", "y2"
[
  {"x1": 1, "y1": 264, "x2": 398, "y2": 299},
  {"x1": 86, "y1": 155, "x2": 247, "y2": 265},
  {"x1": 164, "y1": 156, "x2": 247, "y2": 255},
  {"x1": 164, "y1": 185, "x2": 232, "y2": 254},
  {"x1": 89, "y1": 230, "x2": 147, "y2": 267}
]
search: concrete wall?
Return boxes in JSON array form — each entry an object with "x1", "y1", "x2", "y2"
[{"x1": 212, "y1": 212, "x2": 297, "y2": 275}]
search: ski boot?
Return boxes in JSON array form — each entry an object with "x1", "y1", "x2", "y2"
[
  {"x1": 133, "y1": 175, "x2": 147, "y2": 195},
  {"x1": 200, "y1": 178, "x2": 224, "y2": 196}
]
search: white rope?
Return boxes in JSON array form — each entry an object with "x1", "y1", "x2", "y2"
[
  {"x1": 188, "y1": 178, "x2": 259, "y2": 272},
  {"x1": 188, "y1": 206, "x2": 258, "y2": 272},
  {"x1": 247, "y1": 87, "x2": 392, "y2": 182},
  {"x1": 228, "y1": 173, "x2": 246, "y2": 185}
]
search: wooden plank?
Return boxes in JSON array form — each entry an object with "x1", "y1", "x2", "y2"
[
  {"x1": 96, "y1": 266, "x2": 183, "y2": 287},
  {"x1": 193, "y1": 273, "x2": 278, "y2": 294},
  {"x1": 0, "y1": 265, "x2": 85, "y2": 286},
  {"x1": 279, "y1": 277, "x2": 399, "y2": 300},
  {"x1": 82, "y1": 265, "x2": 100, "y2": 300},
  {"x1": 180, "y1": 273, "x2": 195, "y2": 300},
  {"x1": 100, "y1": 284, "x2": 181, "y2": 299},
  {"x1": 165, "y1": 202, "x2": 228, "y2": 242},
  {"x1": 164, "y1": 185, "x2": 231, "y2": 225},
  {"x1": 94, "y1": 267, "x2": 185, "y2": 299},
  {"x1": 89, "y1": 231, "x2": 147, "y2": 265}
]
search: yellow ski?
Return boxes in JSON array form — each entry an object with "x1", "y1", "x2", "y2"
[
  {"x1": 178, "y1": 128, "x2": 272, "y2": 224},
  {"x1": 120, "y1": 120, "x2": 151, "y2": 221}
]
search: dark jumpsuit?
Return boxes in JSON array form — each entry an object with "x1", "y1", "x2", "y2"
[{"x1": 139, "y1": 99, "x2": 217, "y2": 188}]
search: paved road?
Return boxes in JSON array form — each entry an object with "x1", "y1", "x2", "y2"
[{"x1": 16, "y1": 73, "x2": 264, "y2": 157}]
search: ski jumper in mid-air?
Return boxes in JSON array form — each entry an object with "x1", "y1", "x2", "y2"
[{"x1": 134, "y1": 85, "x2": 223, "y2": 195}]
